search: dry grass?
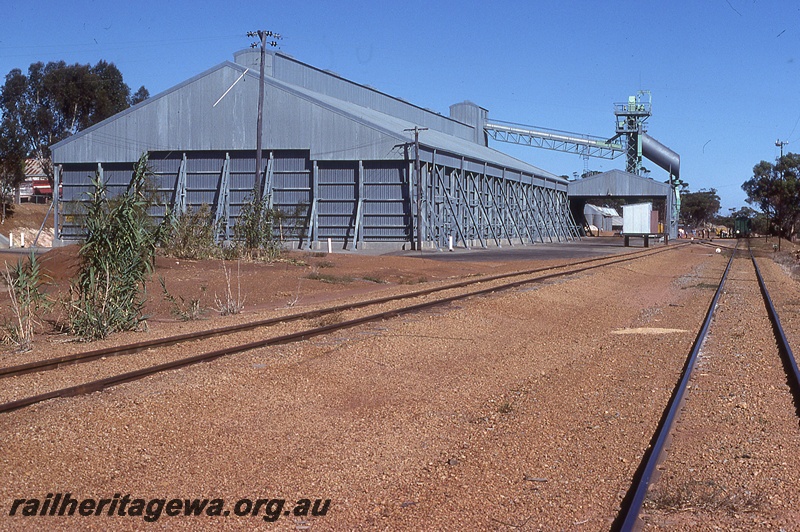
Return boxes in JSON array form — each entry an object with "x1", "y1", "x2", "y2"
[
  {"x1": 646, "y1": 480, "x2": 764, "y2": 514},
  {"x1": 306, "y1": 272, "x2": 353, "y2": 284},
  {"x1": 315, "y1": 311, "x2": 344, "y2": 327}
]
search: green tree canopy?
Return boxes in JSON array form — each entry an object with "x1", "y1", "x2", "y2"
[
  {"x1": 742, "y1": 153, "x2": 800, "y2": 239},
  {"x1": 680, "y1": 188, "x2": 720, "y2": 227},
  {"x1": 0, "y1": 118, "x2": 26, "y2": 187},
  {"x1": 131, "y1": 86, "x2": 150, "y2": 106},
  {"x1": 0, "y1": 60, "x2": 147, "y2": 187}
]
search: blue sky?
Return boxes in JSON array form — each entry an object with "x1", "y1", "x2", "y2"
[{"x1": 3, "y1": 0, "x2": 799, "y2": 212}]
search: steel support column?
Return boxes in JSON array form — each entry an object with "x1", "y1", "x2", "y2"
[
  {"x1": 532, "y1": 187, "x2": 553, "y2": 243},
  {"x1": 426, "y1": 152, "x2": 437, "y2": 249},
  {"x1": 408, "y1": 160, "x2": 416, "y2": 247},
  {"x1": 524, "y1": 185, "x2": 546, "y2": 243},
  {"x1": 305, "y1": 161, "x2": 318, "y2": 250},
  {"x1": 543, "y1": 187, "x2": 561, "y2": 242},
  {"x1": 428, "y1": 164, "x2": 446, "y2": 249},
  {"x1": 441, "y1": 169, "x2": 469, "y2": 249},
  {"x1": 550, "y1": 188, "x2": 568, "y2": 242},
  {"x1": 173, "y1": 153, "x2": 188, "y2": 215},
  {"x1": 214, "y1": 153, "x2": 231, "y2": 243},
  {"x1": 54, "y1": 164, "x2": 61, "y2": 242},
  {"x1": 452, "y1": 170, "x2": 486, "y2": 249},
  {"x1": 557, "y1": 190, "x2": 579, "y2": 240},
  {"x1": 490, "y1": 177, "x2": 513, "y2": 246},
  {"x1": 498, "y1": 169, "x2": 524, "y2": 245},
  {"x1": 263, "y1": 151, "x2": 274, "y2": 207},
  {"x1": 468, "y1": 172, "x2": 501, "y2": 247},
  {"x1": 351, "y1": 160, "x2": 364, "y2": 250},
  {"x1": 508, "y1": 181, "x2": 535, "y2": 244}
]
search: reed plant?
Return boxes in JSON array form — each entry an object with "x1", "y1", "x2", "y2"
[{"x1": 67, "y1": 153, "x2": 162, "y2": 340}]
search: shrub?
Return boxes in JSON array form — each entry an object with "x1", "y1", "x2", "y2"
[
  {"x1": 305, "y1": 272, "x2": 353, "y2": 284},
  {"x1": 2, "y1": 251, "x2": 49, "y2": 351},
  {"x1": 67, "y1": 153, "x2": 162, "y2": 340},
  {"x1": 161, "y1": 204, "x2": 221, "y2": 260},
  {"x1": 213, "y1": 260, "x2": 245, "y2": 316},
  {"x1": 159, "y1": 276, "x2": 206, "y2": 321},
  {"x1": 230, "y1": 190, "x2": 283, "y2": 261}
]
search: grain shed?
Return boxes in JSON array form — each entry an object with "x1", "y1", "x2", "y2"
[
  {"x1": 51, "y1": 49, "x2": 578, "y2": 250},
  {"x1": 567, "y1": 169, "x2": 676, "y2": 239}
]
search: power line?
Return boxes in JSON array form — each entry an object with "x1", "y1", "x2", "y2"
[
  {"x1": 2, "y1": 34, "x2": 244, "y2": 52},
  {"x1": 786, "y1": 111, "x2": 800, "y2": 143}
]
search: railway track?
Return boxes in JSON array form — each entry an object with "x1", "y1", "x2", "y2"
[
  {"x1": 614, "y1": 240, "x2": 800, "y2": 529},
  {"x1": 0, "y1": 244, "x2": 685, "y2": 415}
]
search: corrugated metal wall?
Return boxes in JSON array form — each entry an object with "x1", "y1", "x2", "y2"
[
  {"x1": 316, "y1": 162, "x2": 357, "y2": 241},
  {"x1": 57, "y1": 150, "x2": 414, "y2": 246},
  {"x1": 57, "y1": 147, "x2": 577, "y2": 249},
  {"x1": 362, "y1": 163, "x2": 410, "y2": 241}
]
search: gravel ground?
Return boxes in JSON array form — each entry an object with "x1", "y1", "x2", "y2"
[
  {"x1": 640, "y1": 252, "x2": 800, "y2": 530},
  {"x1": 0, "y1": 244, "x2": 583, "y2": 369},
  {"x1": 4, "y1": 240, "x2": 800, "y2": 530},
  {"x1": 0, "y1": 255, "x2": 652, "y2": 406},
  {"x1": 0, "y1": 243, "x2": 736, "y2": 531},
  {"x1": 0, "y1": 250, "x2": 664, "y2": 402}
]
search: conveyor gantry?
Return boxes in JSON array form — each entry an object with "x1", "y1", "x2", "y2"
[
  {"x1": 484, "y1": 120, "x2": 625, "y2": 160},
  {"x1": 479, "y1": 91, "x2": 681, "y2": 240},
  {"x1": 484, "y1": 92, "x2": 679, "y2": 181}
]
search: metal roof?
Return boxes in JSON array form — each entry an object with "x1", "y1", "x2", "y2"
[
  {"x1": 52, "y1": 51, "x2": 563, "y2": 184},
  {"x1": 24, "y1": 159, "x2": 46, "y2": 179},
  {"x1": 584, "y1": 204, "x2": 620, "y2": 217},
  {"x1": 567, "y1": 169, "x2": 670, "y2": 197},
  {"x1": 279, "y1": 73, "x2": 562, "y2": 181},
  {"x1": 245, "y1": 49, "x2": 477, "y2": 142}
]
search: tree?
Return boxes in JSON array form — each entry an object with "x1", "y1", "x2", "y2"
[
  {"x1": 0, "y1": 118, "x2": 26, "y2": 192},
  {"x1": 0, "y1": 119, "x2": 25, "y2": 220},
  {"x1": 742, "y1": 153, "x2": 800, "y2": 241},
  {"x1": 0, "y1": 60, "x2": 145, "y2": 187},
  {"x1": 131, "y1": 85, "x2": 150, "y2": 105},
  {"x1": 680, "y1": 188, "x2": 720, "y2": 228}
]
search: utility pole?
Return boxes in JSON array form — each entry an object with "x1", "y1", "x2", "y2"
[
  {"x1": 776, "y1": 139, "x2": 788, "y2": 159},
  {"x1": 247, "y1": 30, "x2": 281, "y2": 197},
  {"x1": 775, "y1": 139, "x2": 788, "y2": 251},
  {"x1": 405, "y1": 126, "x2": 428, "y2": 251}
]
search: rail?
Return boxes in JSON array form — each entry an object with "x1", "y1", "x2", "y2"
[
  {"x1": 0, "y1": 244, "x2": 685, "y2": 414},
  {"x1": 0, "y1": 247, "x2": 676, "y2": 380},
  {"x1": 614, "y1": 240, "x2": 800, "y2": 529}
]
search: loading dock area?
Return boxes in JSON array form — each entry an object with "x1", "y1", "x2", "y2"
[{"x1": 622, "y1": 233, "x2": 669, "y2": 247}]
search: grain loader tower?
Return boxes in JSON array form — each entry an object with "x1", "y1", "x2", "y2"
[
  {"x1": 481, "y1": 90, "x2": 681, "y2": 238},
  {"x1": 611, "y1": 91, "x2": 682, "y2": 229}
]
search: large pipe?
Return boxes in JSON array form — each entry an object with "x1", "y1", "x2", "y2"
[
  {"x1": 642, "y1": 133, "x2": 680, "y2": 241},
  {"x1": 642, "y1": 133, "x2": 680, "y2": 179}
]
